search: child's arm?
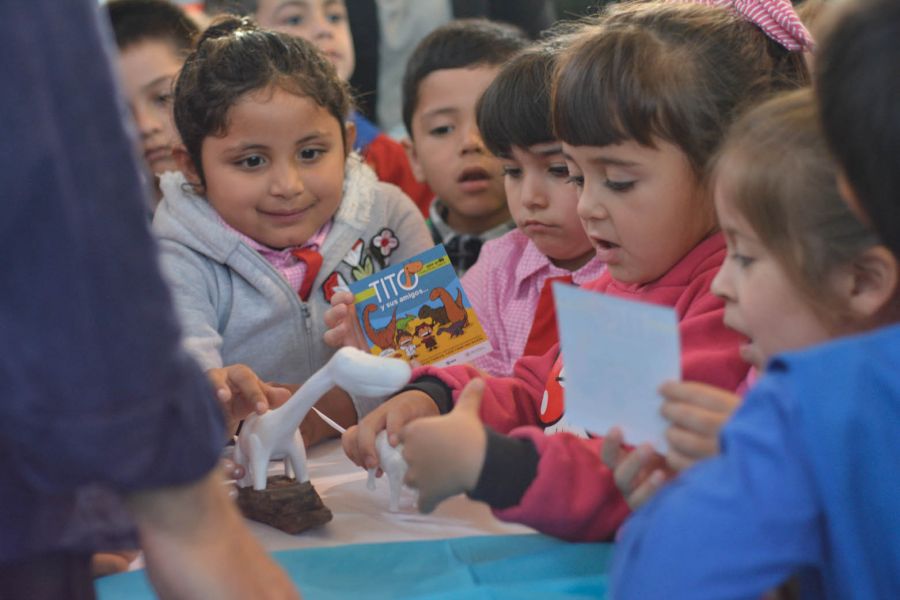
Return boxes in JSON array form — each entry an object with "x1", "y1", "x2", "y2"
[
  {"x1": 611, "y1": 382, "x2": 819, "y2": 598},
  {"x1": 342, "y1": 347, "x2": 555, "y2": 471}
]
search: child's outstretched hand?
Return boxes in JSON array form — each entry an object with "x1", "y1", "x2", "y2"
[
  {"x1": 658, "y1": 381, "x2": 741, "y2": 472},
  {"x1": 342, "y1": 389, "x2": 440, "y2": 471},
  {"x1": 400, "y1": 379, "x2": 488, "y2": 514},
  {"x1": 323, "y1": 290, "x2": 367, "y2": 350},
  {"x1": 207, "y1": 365, "x2": 291, "y2": 434},
  {"x1": 601, "y1": 427, "x2": 670, "y2": 510}
]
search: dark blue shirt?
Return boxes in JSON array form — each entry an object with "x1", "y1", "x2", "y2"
[
  {"x1": 612, "y1": 324, "x2": 900, "y2": 599},
  {"x1": 0, "y1": 1, "x2": 225, "y2": 562}
]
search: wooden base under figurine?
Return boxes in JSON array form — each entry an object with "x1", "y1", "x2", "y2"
[{"x1": 237, "y1": 475, "x2": 333, "y2": 534}]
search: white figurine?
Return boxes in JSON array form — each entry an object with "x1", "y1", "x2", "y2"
[
  {"x1": 366, "y1": 430, "x2": 408, "y2": 512},
  {"x1": 234, "y1": 347, "x2": 411, "y2": 491}
]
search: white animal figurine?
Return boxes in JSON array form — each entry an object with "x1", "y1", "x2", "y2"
[
  {"x1": 366, "y1": 430, "x2": 408, "y2": 512},
  {"x1": 234, "y1": 347, "x2": 411, "y2": 491}
]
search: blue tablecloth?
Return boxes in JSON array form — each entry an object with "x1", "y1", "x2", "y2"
[{"x1": 96, "y1": 534, "x2": 612, "y2": 599}]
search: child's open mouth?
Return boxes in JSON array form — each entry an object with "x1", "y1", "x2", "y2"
[
  {"x1": 458, "y1": 167, "x2": 491, "y2": 193},
  {"x1": 591, "y1": 237, "x2": 621, "y2": 262}
]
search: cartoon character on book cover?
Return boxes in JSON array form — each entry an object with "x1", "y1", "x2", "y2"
[{"x1": 349, "y1": 245, "x2": 491, "y2": 367}]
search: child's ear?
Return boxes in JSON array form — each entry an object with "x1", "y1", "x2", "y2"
[
  {"x1": 173, "y1": 145, "x2": 203, "y2": 191},
  {"x1": 401, "y1": 137, "x2": 427, "y2": 183},
  {"x1": 839, "y1": 245, "x2": 900, "y2": 321},
  {"x1": 343, "y1": 120, "x2": 357, "y2": 157}
]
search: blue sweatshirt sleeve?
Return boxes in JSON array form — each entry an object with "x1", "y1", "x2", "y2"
[{"x1": 611, "y1": 376, "x2": 823, "y2": 599}]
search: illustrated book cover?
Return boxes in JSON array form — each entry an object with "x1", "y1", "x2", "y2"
[{"x1": 348, "y1": 244, "x2": 491, "y2": 367}]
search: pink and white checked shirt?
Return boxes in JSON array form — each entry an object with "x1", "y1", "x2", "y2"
[
  {"x1": 223, "y1": 219, "x2": 332, "y2": 295},
  {"x1": 461, "y1": 229, "x2": 605, "y2": 377}
]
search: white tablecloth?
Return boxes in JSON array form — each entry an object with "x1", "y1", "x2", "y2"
[{"x1": 243, "y1": 439, "x2": 534, "y2": 552}]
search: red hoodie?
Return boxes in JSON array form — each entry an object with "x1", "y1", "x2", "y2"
[{"x1": 408, "y1": 233, "x2": 749, "y2": 541}]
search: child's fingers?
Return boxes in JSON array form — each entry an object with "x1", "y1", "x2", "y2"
[
  {"x1": 454, "y1": 379, "x2": 485, "y2": 416},
  {"x1": 660, "y1": 381, "x2": 740, "y2": 413},
  {"x1": 329, "y1": 290, "x2": 354, "y2": 307},
  {"x1": 665, "y1": 448, "x2": 698, "y2": 473},
  {"x1": 224, "y1": 364, "x2": 269, "y2": 414},
  {"x1": 660, "y1": 401, "x2": 722, "y2": 436},
  {"x1": 220, "y1": 457, "x2": 245, "y2": 480},
  {"x1": 341, "y1": 425, "x2": 363, "y2": 466},
  {"x1": 323, "y1": 302, "x2": 349, "y2": 329},
  {"x1": 263, "y1": 384, "x2": 292, "y2": 411},
  {"x1": 627, "y1": 469, "x2": 668, "y2": 509},
  {"x1": 356, "y1": 412, "x2": 388, "y2": 470},
  {"x1": 613, "y1": 444, "x2": 655, "y2": 494},
  {"x1": 665, "y1": 426, "x2": 718, "y2": 463},
  {"x1": 207, "y1": 369, "x2": 232, "y2": 402},
  {"x1": 600, "y1": 427, "x2": 625, "y2": 470}
]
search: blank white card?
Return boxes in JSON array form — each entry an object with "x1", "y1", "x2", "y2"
[{"x1": 554, "y1": 283, "x2": 681, "y2": 452}]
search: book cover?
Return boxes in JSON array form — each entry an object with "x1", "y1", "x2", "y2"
[{"x1": 348, "y1": 245, "x2": 491, "y2": 367}]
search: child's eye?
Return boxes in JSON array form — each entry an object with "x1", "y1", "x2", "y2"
[
  {"x1": 281, "y1": 15, "x2": 303, "y2": 26},
  {"x1": 501, "y1": 166, "x2": 522, "y2": 179},
  {"x1": 154, "y1": 93, "x2": 173, "y2": 107},
  {"x1": 566, "y1": 175, "x2": 585, "y2": 188},
  {"x1": 299, "y1": 148, "x2": 324, "y2": 161},
  {"x1": 326, "y1": 11, "x2": 346, "y2": 24},
  {"x1": 730, "y1": 253, "x2": 756, "y2": 268},
  {"x1": 548, "y1": 164, "x2": 570, "y2": 178},
  {"x1": 604, "y1": 179, "x2": 635, "y2": 192},
  {"x1": 237, "y1": 155, "x2": 265, "y2": 169},
  {"x1": 428, "y1": 125, "x2": 453, "y2": 137}
]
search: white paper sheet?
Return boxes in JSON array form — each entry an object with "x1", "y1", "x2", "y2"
[{"x1": 554, "y1": 283, "x2": 680, "y2": 451}]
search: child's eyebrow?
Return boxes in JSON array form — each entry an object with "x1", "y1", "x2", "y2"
[
  {"x1": 421, "y1": 107, "x2": 459, "y2": 120},
  {"x1": 273, "y1": 0, "x2": 309, "y2": 16},
  {"x1": 588, "y1": 156, "x2": 639, "y2": 168},
  {"x1": 140, "y1": 74, "x2": 175, "y2": 93},
  {"x1": 295, "y1": 131, "x2": 332, "y2": 144},
  {"x1": 532, "y1": 144, "x2": 563, "y2": 156}
]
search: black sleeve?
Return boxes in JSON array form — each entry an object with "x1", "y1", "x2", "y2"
[
  {"x1": 399, "y1": 375, "x2": 455, "y2": 414},
  {"x1": 467, "y1": 427, "x2": 539, "y2": 509}
]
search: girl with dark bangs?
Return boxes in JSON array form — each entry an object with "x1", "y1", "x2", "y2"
[{"x1": 343, "y1": 0, "x2": 810, "y2": 542}]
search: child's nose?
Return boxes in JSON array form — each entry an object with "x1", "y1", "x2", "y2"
[
  {"x1": 710, "y1": 262, "x2": 734, "y2": 302},
  {"x1": 576, "y1": 186, "x2": 608, "y2": 221},
  {"x1": 311, "y1": 12, "x2": 333, "y2": 39},
  {"x1": 522, "y1": 174, "x2": 548, "y2": 209},
  {"x1": 134, "y1": 105, "x2": 161, "y2": 138},
  {"x1": 270, "y1": 163, "x2": 305, "y2": 199},
  {"x1": 460, "y1": 123, "x2": 486, "y2": 155}
]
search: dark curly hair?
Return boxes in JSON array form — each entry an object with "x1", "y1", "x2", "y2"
[{"x1": 174, "y1": 15, "x2": 351, "y2": 186}]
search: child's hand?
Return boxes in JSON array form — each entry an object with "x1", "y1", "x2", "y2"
[
  {"x1": 400, "y1": 380, "x2": 488, "y2": 513},
  {"x1": 207, "y1": 365, "x2": 291, "y2": 434},
  {"x1": 342, "y1": 389, "x2": 440, "y2": 471},
  {"x1": 658, "y1": 381, "x2": 742, "y2": 472},
  {"x1": 323, "y1": 290, "x2": 367, "y2": 350},
  {"x1": 601, "y1": 427, "x2": 670, "y2": 510}
]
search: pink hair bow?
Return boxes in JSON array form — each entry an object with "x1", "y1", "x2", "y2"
[{"x1": 684, "y1": 0, "x2": 815, "y2": 51}]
